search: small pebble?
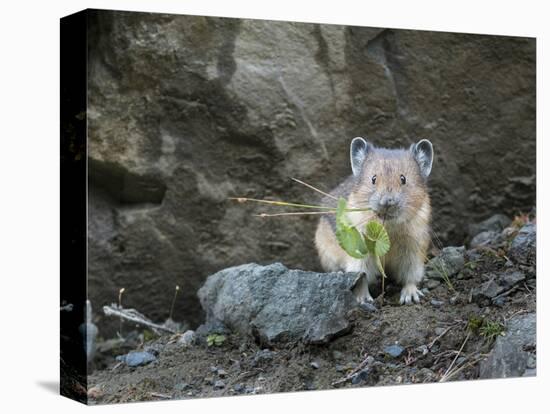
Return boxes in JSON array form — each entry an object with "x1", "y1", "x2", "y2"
[
  {"x1": 425, "y1": 279, "x2": 441, "y2": 289},
  {"x1": 421, "y1": 288, "x2": 430, "y2": 295},
  {"x1": 434, "y1": 327, "x2": 446, "y2": 336},
  {"x1": 217, "y1": 369, "x2": 227, "y2": 377},
  {"x1": 527, "y1": 355, "x2": 536, "y2": 369},
  {"x1": 351, "y1": 368, "x2": 369, "y2": 384},
  {"x1": 174, "y1": 383, "x2": 190, "y2": 392},
  {"x1": 359, "y1": 301, "x2": 378, "y2": 313},
  {"x1": 233, "y1": 383, "x2": 245, "y2": 393},
  {"x1": 332, "y1": 350, "x2": 344, "y2": 360},
  {"x1": 177, "y1": 330, "x2": 195, "y2": 347},
  {"x1": 384, "y1": 344, "x2": 404, "y2": 358},
  {"x1": 310, "y1": 361, "x2": 320, "y2": 369},
  {"x1": 431, "y1": 299, "x2": 444, "y2": 307},
  {"x1": 116, "y1": 351, "x2": 157, "y2": 367},
  {"x1": 213, "y1": 380, "x2": 225, "y2": 389},
  {"x1": 492, "y1": 296, "x2": 506, "y2": 307}
]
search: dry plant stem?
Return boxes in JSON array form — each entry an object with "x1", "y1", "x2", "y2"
[
  {"x1": 118, "y1": 288, "x2": 125, "y2": 335},
  {"x1": 331, "y1": 354, "x2": 371, "y2": 386},
  {"x1": 103, "y1": 305, "x2": 176, "y2": 334},
  {"x1": 255, "y1": 211, "x2": 335, "y2": 217},
  {"x1": 229, "y1": 197, "x2": 370, "y2": 212},
  {"x1": 169, "y1": 285, "x2": 180, "y2": 321},
  {"x1": 428, "y1": 325, "x2": 455, "y2": 349},
  {"x1": 291, "y1": 177, "x2": 339, "y2": 201},
  {"x1": 440, "y1": 331, "x2": 471, "y2": 382},
  {"x1": 440, "y1": 355, "x2": 485, "y2": 382}
]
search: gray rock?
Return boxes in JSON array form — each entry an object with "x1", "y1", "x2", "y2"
[
  {"x1": 424, "y1": 279, "x2": 441, "y2": 289},
  {"x1": 213, "y1": 380, "x2": 226, "y2": 389},
  {"x1": 174, "y1": 383, "x2": 190, "y2": 392},
  {"x1": 434, "y1": 327, "x2": 447, "y2": 336},
  {"x1": 430, "y1": 299, "x2": 444, "y2": 307},
  {"x1": 472, "y1": 278, "x2": 506, "y2": 303},
  {"x1": 177, "y1": 330, "x2": 196, "y2": 347},
  {"x1": 500, "y1": 271, "x2": 526, "y2": 289},
  {"x1": 469, "y1": 214, "x2": 511, "y2": 239},
  {"x1": 508, "y1": 224, "x2": 536, "y2": 264},
  {"x1": 384, "y1": 344, "x2": 404, "y2": 358},
  {"x1": 426, "y1": 246, "x2": 466, "y2": 280},
  {"x1": 86, "y1": 10, "x2": 536, "y2": 333},
  {"x1": 198, "y1": 263, "x2": 363, "y2": 344},
  {"x1": 351, "y1": 368, "x2": 369, "y2": 384},
  {"x1": 332, "y1": 351, "x2": 344, "y2": 360},
  {"x1": 479, "y1": 313, "x2": 536, "y2": 379},
  {"x1": 470, "y1": 231, "x2": 500, "y2": 248},
  {"x1": 252, "y1": 349, "x2": 274, "y2": 366},
  {"x1": 359, "y1": 301, "x2": 378, "y2": 313},
  {"x1": 310, "y1": 361, "x2": 320, "y2": 369},
  {"x1": 116, "y1": 351, "x2": 157, "y2": 367}
]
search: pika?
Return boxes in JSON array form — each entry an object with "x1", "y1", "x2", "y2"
[{"x1": 315, "y1": 137, "x2": 434, "y2": 305}]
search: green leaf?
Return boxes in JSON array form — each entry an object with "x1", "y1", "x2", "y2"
[
  {"x1": 335, "y1": 198, "x2": 368, "y2": 259},
  {"x1": 364, "y1": 221, "x2": 391, "y2": 257}
]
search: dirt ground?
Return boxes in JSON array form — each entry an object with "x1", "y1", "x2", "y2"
[{"x1": 88, "y1": 238, "x2": 536, "y2": 404}]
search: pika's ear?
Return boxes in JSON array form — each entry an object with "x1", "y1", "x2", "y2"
[
  {"x1": 411, "y1": 139, "x2": 434, "y2": 178},
  {"x1": 350, "y1": 137, "x2": 372, "y2": 177}
]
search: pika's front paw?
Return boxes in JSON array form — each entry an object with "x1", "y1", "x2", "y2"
[{"x1": 399, "y1": 284, "x2": 424, "y2": 305}]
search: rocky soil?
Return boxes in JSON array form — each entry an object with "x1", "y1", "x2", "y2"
[
  {"x1": 88, "y1": 215, "x2": 536, "y2": 404},
  {"x1": 86, "y1": 10, "x2": 536, "y2": 331}
]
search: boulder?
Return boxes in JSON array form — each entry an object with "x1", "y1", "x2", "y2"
[
  {"x1": 479, "y1": 313, "x2": 536, "y2": 379},
  {"x1": 197, "y1": 263, "x2": 364, "y2": 345}
]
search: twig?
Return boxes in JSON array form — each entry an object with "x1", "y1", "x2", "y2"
[
  {"x1": 103, "y1": 304, "x2": 176, "y2": 334},
  {"x1": 229, "y1": 197, "x2": 369, "y2": 212},
  {"x1": 492, "y1": 285, "x2": 520, "y2": 302},
  {"x1": 331, "y1": 354, "x2": 370, "y2": 387},
  {"x1": 440, "y1": 331, "x2": 470, "y2": 382},
  {"x1": 150, "y1": 392, "x2": 172, "y2": 399},
  {"x1": 255, "y1": 211, "x2": 335, "y2": 217},
  {"x1": 439, "y1": 355, "x2": 485, "y2": 382},
  {"x1": 229, "y1": 197, "x2": 336, "y2": 210},
  {"x1": 169, "y1": 285, "x2": 180, "y2": 321},
  {"x1": 428, "y1": 325, "x2": 455, "y2": 349},
  {"x1": 291, "y1": 177, "x2": 338, "y2": 201}
]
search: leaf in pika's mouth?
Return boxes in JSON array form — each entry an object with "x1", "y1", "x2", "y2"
[
  {"x1": 364, "y1": 221, "x2": 391, "y2": 257},
  {"x1": 335, "y1": 198, "x2": 369, "y2": 259}
]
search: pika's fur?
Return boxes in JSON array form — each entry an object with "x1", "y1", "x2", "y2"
[{"x1": 315, "y1": 137, "x2": 434, "y2": 304}]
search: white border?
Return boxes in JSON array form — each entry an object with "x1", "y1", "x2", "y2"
[{"x1": 0, "y1": 1, "x2": 546, "y2": 413}]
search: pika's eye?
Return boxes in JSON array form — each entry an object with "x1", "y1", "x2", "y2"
[
  {"x1": 400, "y1": 175, "x2": 406, "y2": 185},
  {"x1": 371, "y1": 175, "x2": 377, "y2": 185}
]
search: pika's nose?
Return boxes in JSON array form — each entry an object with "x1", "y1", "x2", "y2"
[{"x1": 380, "y1": 194, "x2": 397, "y2": 208}]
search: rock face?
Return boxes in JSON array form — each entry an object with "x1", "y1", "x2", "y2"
[
  {"x1": 479, "y1": 313, "x2": 536, "y2": 379},
  {"x1": 197, "y1": 263, "x2": 363, "y2": 345},
  {"x1": 86, "y1": 10, "x2": 536, "y2": 329}
]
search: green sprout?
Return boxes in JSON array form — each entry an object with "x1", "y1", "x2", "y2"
[
  {"x1": 335, "y1": 197, "x2": 390, "y2": 292},
  {"x1": 207, "y1": 333, "x2": 226, "y2": 347}
]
